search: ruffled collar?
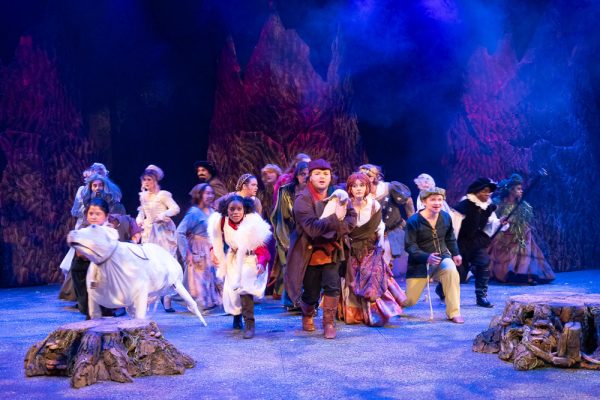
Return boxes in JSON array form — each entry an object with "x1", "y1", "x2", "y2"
[{"x1": 465, "y1": 193, "x2": 493, "y2": 210}]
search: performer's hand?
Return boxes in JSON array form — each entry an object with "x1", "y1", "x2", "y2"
[
  {"x1": 453, "y1": 255, "x2": 463, "y2": 267},
  {"x1": 186, "y1": 254, "x2": 193, "y2": 266},
  {"x1": 257, "y1": 264, "x2": 266, "y2": 275},
  {"x1": 427, "y1": 252, "x2": 442, "y2": 266},
  {"x1": 335, "y1": 201, "x2": 347, "y2": 221},
  {"x1": 210, "y1": 249, "x2": 219, "y2": 266},
  {"x1": 499, "y1": 216, "x2": 509, "y2": 225},
  {"x1": 131, "y1": 233, "x2": 141, "y2": 243}
]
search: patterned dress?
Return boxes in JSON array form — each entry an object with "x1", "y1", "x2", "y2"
[
  {"x1": 488, "y1": 200, "x2": 555, "y2": 283},
  {"x1": 340, "y1": 197, "x2": 407, "y2": 326},
  {"x1": 137, "y1": 190, "x2": 180, "y2": 256},
  {"x1": 177, "y1": 206, "x2": 222, "y2": 309}
]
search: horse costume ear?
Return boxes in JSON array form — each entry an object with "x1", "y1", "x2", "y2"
[{"x1": 103, "y1": 225, "x2": 119, "y2": 241}]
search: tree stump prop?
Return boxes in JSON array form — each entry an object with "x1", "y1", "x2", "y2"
[
  {"x1": 473, "y1": 292, "x2": 600, "y2": 370},
  {"x1": 24, "y1": 319, "x2": 195, "y2": 388}
]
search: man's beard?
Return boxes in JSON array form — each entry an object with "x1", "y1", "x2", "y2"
[{"x1": 197, "y1": 176, "x2": 208, "y2": 183}]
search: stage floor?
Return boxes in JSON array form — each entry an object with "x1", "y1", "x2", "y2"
[{"x1": 1, "y1": 270, "x2": 598, "y2": 399}]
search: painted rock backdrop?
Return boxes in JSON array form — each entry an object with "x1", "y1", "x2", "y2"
[
  {"x1": 0, "y1": 3, "x2": 599, "y2": 287},
  {"x1": 207, "y1": 13, "x2": 366, "y2": 193},
  {"x1": 0, "y1": 37, "x2": 91, "y2": 286},
  {"x1": 443, "y1": 3, "x2": 600, "y2": 271}
]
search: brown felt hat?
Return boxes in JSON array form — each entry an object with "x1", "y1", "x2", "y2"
[{"x1": 308, "y1": 159, "x2": 332, "y2": 173}]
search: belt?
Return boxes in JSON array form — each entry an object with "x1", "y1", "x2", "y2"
[{"x1": 232, "y1": 248, "x2": 255, "y2": 256}]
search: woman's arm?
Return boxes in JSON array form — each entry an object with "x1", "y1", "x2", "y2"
[
  {"x1": 159, "y1": 191, "x2": 180, "y2": 218},
  {"x1": 176, "y1": 210, "x2": 194, "y2": 259}
]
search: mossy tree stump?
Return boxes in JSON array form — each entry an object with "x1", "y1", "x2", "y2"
[
  {"x1": 473, "y1": 292, "x2": 600, "y2": 370},
  {"x1": 24, "y1": 319, "x2": 195, "y2": 388}
]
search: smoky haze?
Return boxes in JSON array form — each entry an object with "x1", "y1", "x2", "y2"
[{"x1": 0, "y1": 0, "x2": 598, "y2": 212}]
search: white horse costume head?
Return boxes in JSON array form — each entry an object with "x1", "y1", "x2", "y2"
[
  {"x1": 67, "y1": 224, "x2": 119, "y2": 265},
  {"x1": 66, "y1": 225, "x2": 206, "y2": 326}
]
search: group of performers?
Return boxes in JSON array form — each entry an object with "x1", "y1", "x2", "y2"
[{"x1": 58, "y1": 155, "x2": 555, "y2": 340}]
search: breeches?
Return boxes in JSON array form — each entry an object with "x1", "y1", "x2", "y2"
[
  {"x1": 301, "y1": 263, "x2": 340, "y2": 306},
  {"x1": 404, "y1": 259, "x2": 461, "y2": 318},
  {"x1": 460, "y1": 246, "x2": 490, "y2": 295}
]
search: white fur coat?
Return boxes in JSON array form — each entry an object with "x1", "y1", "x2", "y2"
[{"x1": 208, "y1": 212, "x2": 271, "y2": 314}]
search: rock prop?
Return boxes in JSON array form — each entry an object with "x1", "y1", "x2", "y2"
[
  {"x1": 24, "y1": 319, "x2": 195, "y2": 388},
  {"x1": 473, "y1": 292, "x2": 600, "y2": 370}
]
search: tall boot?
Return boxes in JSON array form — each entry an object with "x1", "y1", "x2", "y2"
[
  {"x1": 232, "y1": 314, "x2": 243, "y2": 330},
  {"x1": 322, "y1": 295, "x2": 339, "y2": 339},
  {"x1": 299, "y1": 300, "x2": 316, "y2": 331},
  {"x1": 475, "y1": 264, "x2": 493, "y2": 308},
  {"x1": 241, "y1": 295, "x2": 255, "y2": 339}
]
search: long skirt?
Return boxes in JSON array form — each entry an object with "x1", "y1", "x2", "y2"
[
  {"x1": 58, "y1": 248, "x2": 76, "y2": 301},
  {"x1": 185, "y1": 235, "x2": 222, "y2": 309},
  {"x1": 143, "y1": 220, "x2": 178, "y2": 257},
  {"x1": 269, "y1": 243, "x2": 286, "y2": 298},
  {"x1": 58, "y1": 272, "x2": 76, "y2": 301},
  {"x1": 340, "y1": 249, "x2": 407, "y2": 327},
  {"x1": 489, "y1": 229, "x2": 555, "y2": 283}
]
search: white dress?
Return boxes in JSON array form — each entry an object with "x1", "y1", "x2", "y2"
[{"x1": 137, "y1": 190, "x2": 180, "y2": 257}]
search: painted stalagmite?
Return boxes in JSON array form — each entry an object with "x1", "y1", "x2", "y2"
[
  {"x1": 443, "y1": 3, "x2": 600, "y2": 271},
  {"x1": 208, "y1": 13, "x2": 366, "y2": 192},
  {"x1": 0, "y1": 37, "x2": 92, "y2": 286}
]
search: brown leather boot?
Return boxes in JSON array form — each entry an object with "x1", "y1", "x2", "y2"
[
  {"x1": 322, "y1": 295, "x2": 339, "y2": 339},
  {"x1": 299, "y1": 300, "x2": 316, "y2": 332},
  {"x1": 241, "y1": 295, "x2": 255, "y2": 339}
]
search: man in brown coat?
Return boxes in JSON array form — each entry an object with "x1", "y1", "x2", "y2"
[
  {"x1": 285, "y1": 159, "x2": 356, "y2": 339},
  {"x1": 194, "y1": 160, "x2": 228, "y2": 199}
]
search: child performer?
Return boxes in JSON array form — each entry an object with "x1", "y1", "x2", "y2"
[{"x1": 208, "y1": 195, "x2": 271, "y2": 339}]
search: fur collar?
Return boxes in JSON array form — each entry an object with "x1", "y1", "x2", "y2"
[
  {"x1": 208, "y1": 212, "x2": 271, "y2": 279},
  {"x1": 234, "y1": 213, "x2": 271, "y2": 250},
  {"x1": 465, "y1": 193, "x2": 493, "y2": 210}
]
